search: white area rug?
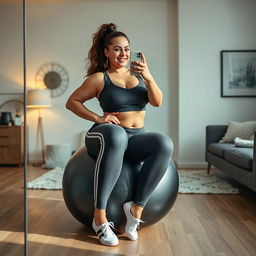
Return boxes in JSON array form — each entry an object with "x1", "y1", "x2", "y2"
[
  {"x1": 178, "y1": 170, "x2": 239, "y2": 194},
  {"x1": 27, "y1": 168, "x2": 240, "y2": 194},
  {"x1": 27, "y1": 167, "x2": 64, "y2": 190}
]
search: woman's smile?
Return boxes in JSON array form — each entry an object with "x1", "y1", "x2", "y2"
[{"x1": 117, "y1": 57, "x2": 128, "y2": 63}]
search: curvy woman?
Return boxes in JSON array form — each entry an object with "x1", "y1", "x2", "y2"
[{"x1": 66, "y1": 23, "x2": 173, "y2": 246}]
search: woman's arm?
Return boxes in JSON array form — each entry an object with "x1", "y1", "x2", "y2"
[
  {"x1": 66, "y1": 73, "x2": 120, "y2": 124},
  {"x1": 143, "y1": 77, "x2": 163, "y2": 107},
  {"x1": 131, "y1": 53, "x2": 163, "y2": 107},
  {"x1": 66, "y1": 73, "x2": 102, "y2": 122}
]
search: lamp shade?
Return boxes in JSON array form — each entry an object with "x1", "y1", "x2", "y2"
[{"x1": 27, "y1": 89, "x2": 52, "y2": 108}]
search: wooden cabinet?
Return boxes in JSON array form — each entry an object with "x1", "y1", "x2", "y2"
[{"x1": 0, "y1": 126, "x2": 24, "y2": 165}]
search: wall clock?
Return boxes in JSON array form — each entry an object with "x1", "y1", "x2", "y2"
[{"x1": 35, "y1": 62, "x2": 69, "y2": 97}]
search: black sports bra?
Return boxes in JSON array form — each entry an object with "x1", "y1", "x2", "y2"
[{"x1": 98, "y1": 71, "x2": 148, "y2": 112}]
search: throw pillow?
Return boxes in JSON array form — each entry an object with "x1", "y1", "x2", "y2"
[
  {"x1": 234, "y1": 137, "x2": 254, "y2": 148},
  {"x1": 219, "y1": 120, "x2": 256, "y2": 143}
]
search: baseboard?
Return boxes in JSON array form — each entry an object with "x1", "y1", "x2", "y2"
[
  {"x1": 176, "y1": 161, "x2": 208, "y2": 169},
  {"x1": 28, "y1": 156, "x2": 42, "y2": 164}
]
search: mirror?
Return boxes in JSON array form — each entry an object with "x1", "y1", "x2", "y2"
[
  {"x1": 0, "y1": 0, "x2": 25, "y2": 255},
  {"x1": 26, "y1": 0, "x2": 177, "y2": 254}
]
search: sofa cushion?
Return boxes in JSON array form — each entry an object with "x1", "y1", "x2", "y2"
[
  {"x1": 224, "y1": 148, "x2": 253, "y2": 171},
  {"x1": 208, "y1": 143, "x2": 235, "y2": 157}
]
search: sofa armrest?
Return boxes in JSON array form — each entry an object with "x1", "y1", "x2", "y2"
[
  {"x1": 205, "y1": 125, "x2": 227, "y2": 161},
  {"x1": 206, "y1": 125, "x2": 227, "y2": 146}
]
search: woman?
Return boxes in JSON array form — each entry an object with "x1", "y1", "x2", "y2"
[{"x1": 66, "y1": 23, "x2": 173, "y2": 246}]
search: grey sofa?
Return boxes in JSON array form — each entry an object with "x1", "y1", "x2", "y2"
[{"x1": 205, "y1": 125, "x2": 256, "y2": 192}]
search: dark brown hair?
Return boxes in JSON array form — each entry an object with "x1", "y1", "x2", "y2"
[{"x1": 86, "y1": 23, "x2": 130, "y2": 76}]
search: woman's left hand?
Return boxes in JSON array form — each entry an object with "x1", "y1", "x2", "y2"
[{"x1": 130, "y1": 52, "x2": 153, "y2": 82}]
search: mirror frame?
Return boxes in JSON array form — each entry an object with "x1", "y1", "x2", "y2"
[{"x1": 23, "y1": 0, "x2": 28, "y2": 255}]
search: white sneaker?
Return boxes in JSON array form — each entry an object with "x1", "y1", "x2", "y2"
[
  {"x1": 92, "y1": 218, "x2": 119, "y2": 246},
  {"x1": 123, "y1": 201, "x2": 144, "y2": 240}
]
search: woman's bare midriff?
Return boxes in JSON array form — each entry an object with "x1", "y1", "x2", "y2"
[{"x1": 105, "y1": 111, "x2": 145, "y2": 128}]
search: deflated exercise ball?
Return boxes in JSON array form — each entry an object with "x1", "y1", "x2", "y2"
[{"x1": 62, "y1": 147, "x2": 179, "y2": 233}]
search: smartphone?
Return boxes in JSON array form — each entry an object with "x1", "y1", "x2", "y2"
[{"x1": 130, "y1": 51, "x2": 142, "y2": 76}]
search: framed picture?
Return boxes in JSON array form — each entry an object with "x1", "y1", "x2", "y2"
[{"x1": 221, "y1": 50, "x2": 256, "y2": 97}]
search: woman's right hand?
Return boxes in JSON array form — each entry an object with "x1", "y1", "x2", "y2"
[{"x1": 96, "y1": 112, "x2": 120, "y2": 125}]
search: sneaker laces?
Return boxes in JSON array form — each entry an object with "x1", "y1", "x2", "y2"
[
  {"x1": 101, "y1": 222, "x2": 115, "y2": 237},
  {"x1": 128, "y1": 218, "x2": 144, "y2": 232}
]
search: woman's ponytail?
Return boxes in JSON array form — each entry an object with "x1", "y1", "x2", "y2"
[{"x1": 86, "y1": 23, "x2": 129, "y2": 76}]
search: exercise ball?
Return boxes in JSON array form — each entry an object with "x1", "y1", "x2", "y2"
[{"x1": 62, "y1": 147, "x2": 179, "y2": 233}]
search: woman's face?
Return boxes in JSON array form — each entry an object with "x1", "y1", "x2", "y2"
[{"x1": 105, "y1": 36, "x2": 130, "y2": 69}]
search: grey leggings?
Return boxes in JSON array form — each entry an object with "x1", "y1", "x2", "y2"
[{"x1": 85, "y1": 123, "x2": 173, "y2": 209}]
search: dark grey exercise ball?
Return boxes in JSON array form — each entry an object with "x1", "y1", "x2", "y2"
[{"x1": 62, "y1": 147, "x2": 179, "y2": 233}]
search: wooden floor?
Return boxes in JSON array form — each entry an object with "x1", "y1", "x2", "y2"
[
  {"x1": 0, "y1": 166, "x2": 25, "y2": 256},
  {"x1": 1, "y1": 165, "x2": 256, "y2": 256}
]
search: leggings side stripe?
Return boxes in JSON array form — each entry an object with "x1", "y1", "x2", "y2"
[{"x1": 86, "y1": 131, "x2": 105, "y2": 208}]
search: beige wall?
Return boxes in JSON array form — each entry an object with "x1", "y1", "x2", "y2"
[
  {"x1": 0, "y1": 1, "x2": 23, "y2": 119},
  {"x1": 0, "y1": 2, "x2": 23, "y2": 94},
  {"x1": 178, "y1": 0, "x2": 256, "y2": 167}
]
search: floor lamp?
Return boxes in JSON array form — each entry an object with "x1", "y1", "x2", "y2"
[{"x1": 27, "y1": 89, "x2": 52, "y2": 166}]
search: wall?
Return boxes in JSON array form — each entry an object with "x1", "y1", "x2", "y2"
[
  {"x1": 2, "y1": 0, "x2": 255, "y2": 167},
  {"x1": 26, "y1": 0, "x2": 179, "y2": 162},
  {"x1": 0, "y1": 1, "x2": 23, "y2": 115},
  {"x1": 178, "y1": 0, "x2": 256, "y2": 167}
]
